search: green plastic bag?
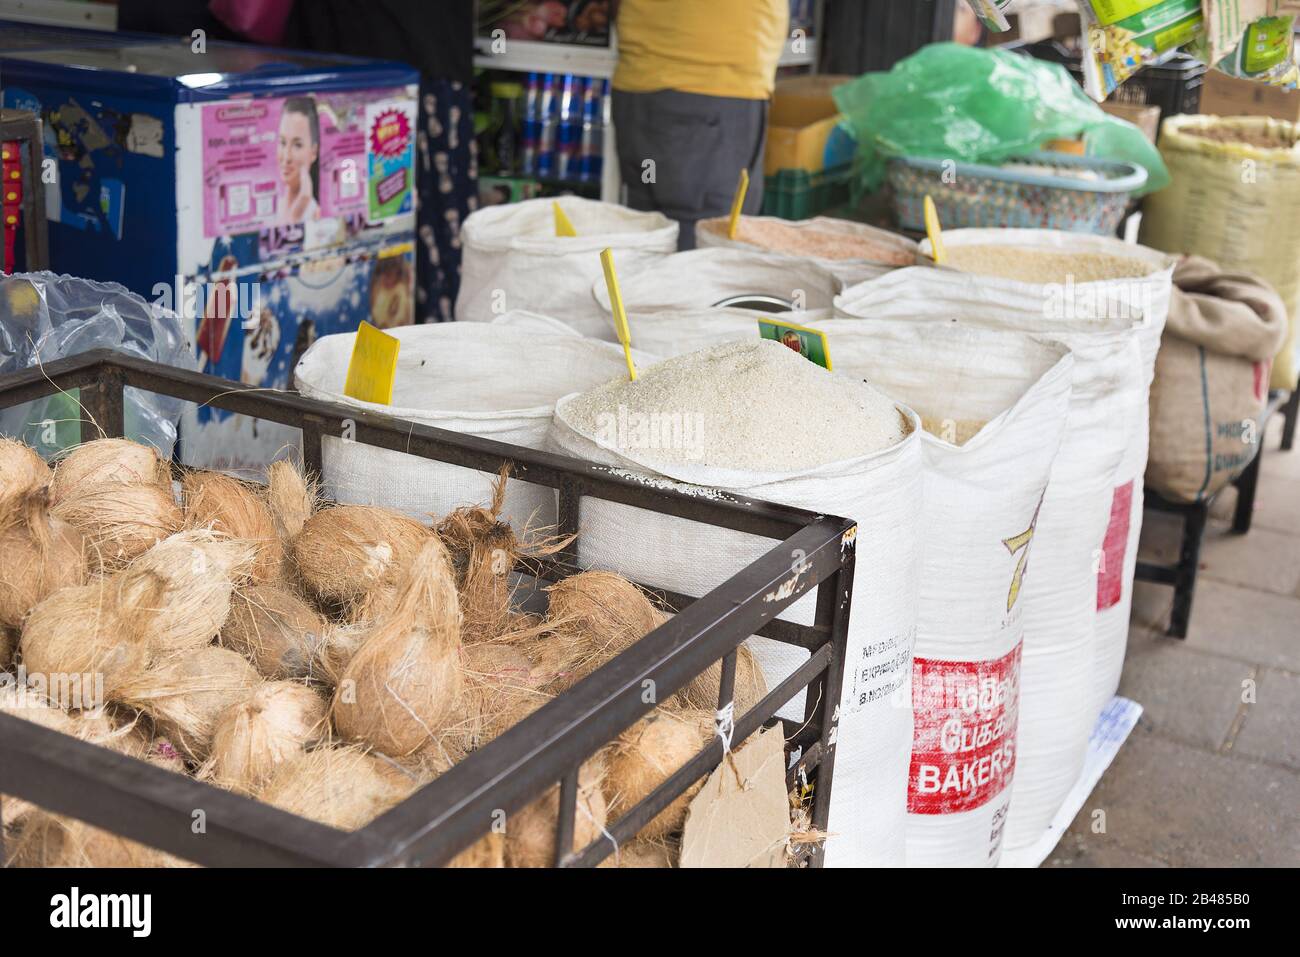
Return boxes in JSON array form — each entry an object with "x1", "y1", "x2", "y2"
[{"x1": 832, "y1": 43, "x2": 1171, "y2": 200}]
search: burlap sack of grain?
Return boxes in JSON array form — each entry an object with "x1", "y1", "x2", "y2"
[
  {"x1": 1139, "y1": 114, "x2": 1300, "y2": 390},
  {"x1": 1147, "y1": 256, "x2": 1289, "y2": 503}
]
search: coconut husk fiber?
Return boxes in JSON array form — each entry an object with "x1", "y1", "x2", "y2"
[
  {"x1": 331, "y1": 538, "x2": 463, "y2": 756},
  {"x1": 447, "y1": 831, "x2": 506, "y2": 868},
  {"x1": 116, "y1": 646, "x2": 262, "y2": 763},
  {"x1": 48, "y1": 438, "x2": 169, "y2": 504},
  {"x1": 617, "y1": 836, "x2": 678, "y2": 868},
  {"x1": 0, "y1": 436, "x2": 49, "y2": 503},
  {"x1": 436, "y1": 467, "x2": 574, "y2": 645},
  {"x1": 181, "y1": 470, "x2": 283, "y2": 582},
  {"x1": 442, "y1": 642, "x2": 550, "y2": 755},
  {"x1": 291, "y1": 504, "x2": 431, "y2": 613},
  {"x1": 265, "y1": 459, "x2": 317, "y2": 543},
  {"x1": 529, "y1": 571, "x2": 666, "y2": 693},
  {"x1": 0, "y1": 626, "x2": 16, "y2": 671},
  {"x1": 6, "y1": 811, "x2": 193, "y2": 868},
  {"x1": 506, "y1": 755, "x2": 608, "y2": 868},
  {"x1": 220, "y1": 583, "x2": 331, "y2": 680},
  {"x1": 312, "y1": 621, "x2": 368, "y2": 688},
  {"x1": 20, "y1": 578, "x2": 153, "y2": 701},
  {"x1": 115, "y1": 530, "x2": 256, "y2": 657},
  {"x1": 604, "y1": 708, "x2": 711, "y2": 843},
  {"x1": 0, "y1": 485, "x2": 87, "y2": 631},
  {"x1": 256, "y1": 746, "x2": 417, "y2": 832},
  {"x1": 201, "y1": 681, "x2": 328, "y2": 795},
  {"x1": 674, "y1": 643, "x2": 768, "y2": 715},
  {"x1": 52, "y1": 480, "x2": 183, "y2": 573}
]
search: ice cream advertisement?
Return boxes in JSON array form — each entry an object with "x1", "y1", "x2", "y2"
[{"x1": 365, "y1": 98, "x2": 416, "y2": 222}]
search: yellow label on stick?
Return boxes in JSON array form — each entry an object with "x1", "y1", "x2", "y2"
[
  {"x1": 600, "y1": 248, "x2": 638, "y2": 382},
  {"x1": 924, "y1": 194, "x2": 946, "y2": 266},
  {"x1": 727, "y1": 168, "x2": 749, "y2": 239},
  {"x1": 553, "y1": 201, "x2": 578, "y2": 237},
  {"x1": 757, "y1": 316, "x2": 832, "y2": 371},
  {"x1": 343, "y1": 321, "x2": 400, "y2": 405}
]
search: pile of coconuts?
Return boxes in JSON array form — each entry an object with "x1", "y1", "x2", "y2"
[{"x1": 0, "y1": 437, "x2": 775, "y2": 868}]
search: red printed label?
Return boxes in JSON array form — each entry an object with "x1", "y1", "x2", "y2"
[
  {"x1": 908, "y1": 644, "x2": 1021, "y2": 815},
  {"x1": 1096, "y1": 480, "x2": 1134, "y2": 610}
]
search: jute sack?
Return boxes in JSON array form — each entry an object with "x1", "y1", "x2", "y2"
[
  {"x1": 695, "y1": 213, "x2": 920, "y2": 286},
  {"x1": 820, "y1": 321, "x2": 1074, "y2": 867},
  {"x1": 1140, "y1": 114, "x2": 1300, "y2": 391},
  {"x1": 293, "y1": 313, "x2": 651, "y2": 528},
  {"x1": 835, "y1": 267, "x2": 1141, "y2": 857},
  {"x1": 547, "y1": 371, "x2": 922, "y2": 868},
  {"x1": 1147, "y1": 256, "x2": 1290, "y2": 503},
  {"x1": 455, "y1": 196, "x2": 678, "y2": 336},
  {"x1": 916, "y1": 228, "x2": 1176, "y2": 735}
]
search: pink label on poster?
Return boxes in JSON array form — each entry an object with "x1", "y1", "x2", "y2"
[{"x1": 200, "y1": 88, "x2": 408, "y2": 238}]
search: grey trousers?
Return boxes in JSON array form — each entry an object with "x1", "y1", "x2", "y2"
[{"x1": 612, "y1": 89, "x2": 767, "y2": 250}]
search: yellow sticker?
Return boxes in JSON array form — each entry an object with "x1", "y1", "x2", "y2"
[
  {"x1": 553, "y1": 201, "x2": 578, "y2": 237},
  {"x1": 343, "y1": 321, "x2": 400, "y2": 405},
  {"x1": 599, "y1": 248, "x2": 638, "y2": 381},
  {"x1": 923, "y1": 195, "x2": 946, "y2": 266},
  {"x1": 727, "y1": 168, "x2": 749, "y2": 240}
]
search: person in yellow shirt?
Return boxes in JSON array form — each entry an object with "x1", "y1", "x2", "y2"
[{"x1": 611, "y1": 0, "x2": 790, "y2": 249}]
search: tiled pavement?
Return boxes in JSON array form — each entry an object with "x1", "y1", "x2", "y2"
[{"x1": 1045, "y1": 415, "x2": 1300, "y2": 867}]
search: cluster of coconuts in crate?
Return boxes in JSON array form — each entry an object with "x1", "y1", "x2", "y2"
[{"x1": 0, "y1": 435, "x2": 774, "y2": 868}]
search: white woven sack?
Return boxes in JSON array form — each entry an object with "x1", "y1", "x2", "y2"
[
  {"x1": 824, "y1": 321, "x2": 1073, "y2": 867},
  {"x1": 293, "y1": 313, "x2": 650, "y2": 528},
  {"x1": 590, "y1": 247, "x2": 843, "y2": 338},
  {"x1": 547, "y1": 383, "x2": 923, "y2": 868},
  {"x1": 455, "y1": 196, "x2": 677, "y2": 337},
  {"x1": 835, "y1": 267, "x2": 1142, "y2": 857},
  {"x1": 918, "y1": 229, "x2": 1176, "y2": 727},
  {"x1": 696, "y1": 213, "x2": 920, "y2": 286}
]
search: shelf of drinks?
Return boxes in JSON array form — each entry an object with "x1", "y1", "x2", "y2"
[{"x1": 473, "y1": 36, "x2": 818, "y2": 77}]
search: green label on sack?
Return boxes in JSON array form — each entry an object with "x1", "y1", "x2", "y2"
[
  {"x1": 1243, "y1": 17, "x2": 1294, "y2": 75},
  {"x1": 758, "y1": 318, "x2": 831, "y2": 371}
]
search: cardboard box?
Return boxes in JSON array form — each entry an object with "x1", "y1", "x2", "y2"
[
  {"x1": 1100, "y1": 101, "x2": 1162, "y2": 143},
  {"x1": 1199, "y1": 70, "x2": 1300, "y2": 124},
  {"x1": 765, "y1": 74, "x2": 855, "y2": 176}
]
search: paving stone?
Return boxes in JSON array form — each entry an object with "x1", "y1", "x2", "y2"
[
  {"x1": 1230, "y1": 668, "x2": 1300, "y2": 772},
  {"x1": 1198, "y1": 525, "x2": 1300, "y2": 597},
  {"x1": 1130, "y1": 580, "x2": 1174, "y2": 634},
  {"x1": 1247, "y1": 473, "x2": 1300, "y2": 535},
  {"x1": 1261, "y1": 415, "x2": 1300, "y2": 479},
  {"x1": 1183, "y1": 578, "x2": 1300, "y2": 672},
  {"x1": 1118, "y1": 639, "x2": 1253, "y2": 751},
  {"x1": 1044, "y1": 829, "x2": 1170, "y2": 868}
]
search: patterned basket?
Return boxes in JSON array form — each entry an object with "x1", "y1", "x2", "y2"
[{"x1": 887, "y1": 151, "x2": 1147, "y2": 235}]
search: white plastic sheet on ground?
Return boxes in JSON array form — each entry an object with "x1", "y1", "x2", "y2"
[{"x1": 455, "y1": 196, "x2": 677, "y2": 337}]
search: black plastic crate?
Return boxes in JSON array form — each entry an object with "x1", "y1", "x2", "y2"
[{"x1": 0, "y1": 349, "x2": 856, "y2": 868}]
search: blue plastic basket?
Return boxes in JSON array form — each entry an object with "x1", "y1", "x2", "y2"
[{"x1": 887, "y1": 151, "x2": 1148, "y2": 235}]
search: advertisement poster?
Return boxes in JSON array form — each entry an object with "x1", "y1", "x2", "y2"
[
  {"x1": 365, "y1": 98, "x2": 416, "y2": 222},
  {"x1": 200, "y1": 88, "x2": 411, "y2": 238}
]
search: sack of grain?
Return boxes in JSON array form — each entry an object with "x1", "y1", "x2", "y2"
[
  {"x1": 916, "y1": 228, "x2": 1176, "y2": 739},
  {"x1": 590, "y1": 247, "x2": 843, "y2": 338},
  {"x1": 455, "y1": 197, "x2": 677, "y2": 337},
  {"x1": 293, "y1": 314, "x2": 652, "y2": 528},
  {"x1": 1140, "y1": 115, "x2": 1300, "y2": 391},
  {"x1": 823, "y1": 322, "x2": 1073, "y2": 867},
  {"x1": 1147, "y1": 257, "x2": 1290, "y2": 503},
  {"x1": 835, "y1": 266, "x2": 1142, "y2": 862},
  {"x1": 547, "y1": 339, "x2": 922, "y2": 867},
  {"x1": 695, "y1": 214, "x2": 919, "y2": 286}
]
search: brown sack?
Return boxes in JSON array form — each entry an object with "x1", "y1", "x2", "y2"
[{"x1": 1146, "y1": 256, "x2": 1289, "y2": 503}]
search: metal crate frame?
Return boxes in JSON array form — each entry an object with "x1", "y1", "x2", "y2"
[{"x1": 0, "y1": 349, "x2": 857, "y2": 868}]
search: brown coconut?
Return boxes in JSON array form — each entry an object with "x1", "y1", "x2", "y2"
[
  {"x1": 0, "y1": 625, "x2": 16, "y2": 670},
  {"x1": 312, "y1": 621, "x2": 369, "y2": 687},
  {"x1": 507, "y1": 756, "x2": 608, "y2": 868},
  {"x1": 115, "y1": 530, "x2": 256, "y2": 656},
  {"x1": 7, "y1": 811, "x2": 191, "y2": 868},
  {"x1": 48, "y1": 437, "x2": 168, "y2": 503},
  {"x1": 20, "y1": 579, "x2": 152, "y2": 701},
  {"x1": 674, "y1": 643, "x2": 768, "y2": 715},
  {"x1": 202, "y1": 681, "x2": 327, "y2": 794},
  {"x1": 0, "y1": 436, "x2": 49, "y2": 501},
  {"x1": 331, "y1": 539, "x2": 463, "y2": 756},
  {"x1": 604, "y1": 709, "x2": 710, "y2": 842},
  {"x1": 291, "y1": 504, "x2": 431, "y2": 611},
  {"x1": 52, "y1": 480, "x2": 183, "y2": 572},
  {"x1": 447, "y1": 831, "x2": 506, "y2": 868},
  {"x1": 617, "y1": 838, "x2": 678, "y2": 868},
  {"x1": 0, "y1": 486, "x2": 86, "y2": 631},
  {"x1": 221, "y1": 583, "x2": 332, "y2": 680},
  {"x1": 443, "y1": 642, "x2": 549, "y2": 754},
  {"x1": 265, "y1": 459, "x2": 316, "y2": 542},
  {"x1": 530, "y1": 571, "x2": 666, "y2": 692},
  {"x1": 181, "y1": 470, "x2": 283, "y2": 582},
  {"x1": 116, "y1": 646, "x2": 262, "y2": 762},
  {"x1": 256, "y1": 746, "x2": 416, "y2": 832}
]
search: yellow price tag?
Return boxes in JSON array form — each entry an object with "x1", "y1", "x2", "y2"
[
  {"x1": 727, "y1": 168, "x2": 749, "y2": 239},
  {"x1": 553, "y1": 201, "x2": 578, "y2": 237},
  {"x1": 343, "y1": 321, "x2": 400, "y2": 405},
  {"x1": 923, "y1": 195, "x2": 946, "y2": 266},
  {"x1": 600, "y1": 248, "x2": 638, "y2": 382}
]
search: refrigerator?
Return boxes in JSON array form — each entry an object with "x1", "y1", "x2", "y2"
[{"x1": 0, "y1": 30, "x2": 419, "y2": 471}]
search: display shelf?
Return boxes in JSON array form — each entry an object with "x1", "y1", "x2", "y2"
[
  {"x1": 0, "y1": 0, "x2": 115, "y2": 30},
  {"x1": 473, "y1": 35, "x2": 818, "y2": 75}
]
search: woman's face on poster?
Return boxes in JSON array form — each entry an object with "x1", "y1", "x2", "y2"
[{"x1": 278, "y1": 109, "x2": 317, "y2": 195}]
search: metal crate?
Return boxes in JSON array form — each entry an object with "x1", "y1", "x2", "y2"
[{"x1": 0, "y1": 349, "x2": 857, "y2": 868}]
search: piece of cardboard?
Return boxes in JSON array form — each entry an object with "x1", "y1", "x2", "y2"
[
  {"x1": 679, "y1": 724, "x2": 789, "y2": 869},
  {"x1": 766, "y1": 74, "x2": 855, "y2": 176},
  {"x1": 1100, "y1": 101, "x2": 1163, "y2": 143},
  {"x1": 1199, "y1": 69, "x2": 1300, "y2": 123}
]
